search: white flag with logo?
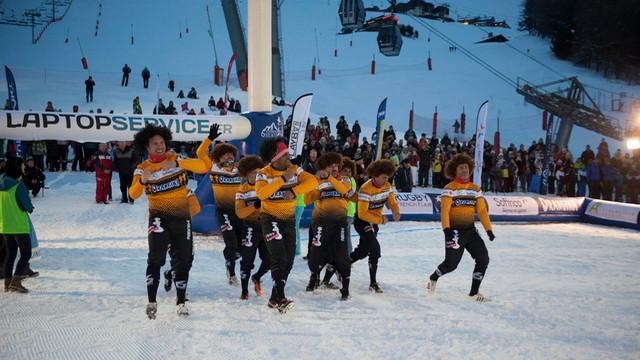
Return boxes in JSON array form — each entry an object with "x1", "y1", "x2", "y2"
[
  {"x1": 473, "y1": 100, "x2": 489, "y2": 187},
  {"x1": 288, "y1": 93, "x2": 313, "y2": 157}
]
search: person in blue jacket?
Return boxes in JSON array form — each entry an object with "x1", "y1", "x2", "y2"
[{"x1": 586, "y1": 159, "x2": 602, "y2": 199}]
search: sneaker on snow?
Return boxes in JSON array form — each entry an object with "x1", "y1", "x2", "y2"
[
  {"x1": 277, "y1": 298, "x2": 294, "y2": 313},
  {"x1": 146, "y1": 302, "x2": 158, "y2": 320},
  {"x1": 369, "y1": 283, "x2": 384, "y2": 294},
  {"x1": 267, "y1": 299, "x2": 280, "y2": 310},
  {"x1": 176, "y1": 303, "x2": 190, "y2": 316},
  {"x1": 251, "y1": 276, "x2": 263, "y2": 296},
  {"x1": 17, "y1": 266, "x2": 39, "y2": 279},
  {"x1": 321, "y1": 281, "x2": 340, "y2": 290},
  {"x1": 226, "y1": 269, "x2": 238, "y2": 285},
  {"x1": 305, "y1": 276, "x2": 319, "y2": 292},
  {"x1": 340, "y1": 289, "x2": 350, "y2": 301},
  {"x1": 426, "y1": 279, "x2": 437, "y2": 295},
  {"x1": 163, "y1": 270, "x2": 172, "y2": 292},
  {"x1": 469, "y1": 293, "x2": 491, "y2": 302},
  {"x1": 240, "y1": 292, "x2": 249, "y2": 300}
]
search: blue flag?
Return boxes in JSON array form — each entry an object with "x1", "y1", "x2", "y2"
[
  {"x1": 5, "y1": 66, "x2": 18, "y2": 110},
  {"x1": 374, "y1": 98, "x2": 387, "y2": 160}
]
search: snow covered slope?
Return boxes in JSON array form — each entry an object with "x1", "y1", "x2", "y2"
[
  {"x1": 1, "y1": 172, "x2": 639, "y2": 359},
  {"x1": 0, "y1": 0, "x2": 638, "y2": 154}
]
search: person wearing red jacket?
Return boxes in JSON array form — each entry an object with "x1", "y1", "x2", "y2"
[{"x1": 93, "y1": 143, "x2": 112, "y2": 204}]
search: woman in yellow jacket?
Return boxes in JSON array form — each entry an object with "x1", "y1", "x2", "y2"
[
  {"x1": 426, "y1": 153, "x2": 495, "y2": 302},
  {"x1": 350, "y1": 159, "x2": 400, "y2": 293}
]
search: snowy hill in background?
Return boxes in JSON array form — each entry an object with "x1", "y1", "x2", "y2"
[{"x1": 1, "y1": 0, "x2": 638, "y2": 154}]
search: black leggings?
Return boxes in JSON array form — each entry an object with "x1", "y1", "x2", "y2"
[
  {"x1": 432, "y1": 228, "x2": 490, "y2": 296},
  {"x1": 260, "y1": 215, "x2": 296, "y2": 302},
  {"x1": 146, "y1": 216, "x2": 193, "y2": 304},
  {"x1": 350, "y1": 216, "x2": 381, "y2": 285},
  {"x1": 3, "y1": 234, "x2": 31, "y2": 278},
  {"x1": 308, "y1": 220, "x2": 351, "y2": 291},
  {"x1": 240, "y1": 222, "x2": 271, "y2": 292},
  {"x1": 216, "y1": 209, "x2": 242, "y2": 275}
]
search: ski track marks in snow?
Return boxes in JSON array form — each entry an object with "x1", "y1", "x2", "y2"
[{"x1": 1, "y1": 172, "x2": 639, "y2": 360}]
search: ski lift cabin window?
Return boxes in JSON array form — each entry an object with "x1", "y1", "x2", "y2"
[
  {"x1": 339, "y1": 0, "x2": 365, "y2": 30},
  {"x1": 377, "y1": 24, "x2": 403, "y2": 56}
]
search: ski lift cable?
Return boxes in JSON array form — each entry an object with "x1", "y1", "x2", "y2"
[{"x1": 409, "y1": 15, "x2": 517, "y2": 88}]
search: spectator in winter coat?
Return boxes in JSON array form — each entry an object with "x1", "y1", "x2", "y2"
[
  {"x1": 394, "y1": 159, "x2": 413, "y2": 192},
  {"x1": 208, "y1": 96, "x2": 216, "y2": 109},
  {"x1": 133, "y1": 97, "x2": 142, "y2": 114},
  {"x1": 141, "y1": 67, "x2": 151, "y2": 88},
  {"x1": 22, "y1": 158, "x2": 46, "y2": 197},
  {"x1": 586, "y1": 160, "x2": 602, "y2": 199},
  {"x1": 85, "y1": 76, "x2": 95, "y2": 103},
  {"x1": 177, "y1": 90, "x2": 185, "y2": 99},
  {"x1": 233, "y1": 100, "x2": 241, "y2": 113},
  {"x1": 1, "y1": 158, "x2": 35, "y2": 293},
  {"x1": 187, "y1": 87, "x2": 198, "y2": 99},
  {"x1": 600, "y1": 159, "x2": 617, "y2": 201},
  {"x1": 93, "y1": 143, "x2": 113, "y2": 204},
  {"x1": 625, "y1": 164, "x2": 640, "y2": 203},
  {"x1": 45, "y1": 101, "x2": 55, "y2": 112},
  {"x1": 352, "y1": 120, "x2": 361, "y2": 139},
  {"x1": 113, "y1": 142, "x2": 136, "y2": 204},
  {"x1": 165, "y1": 101, "x2": 177, "y2": 115},
  {"x1": 303, "y1": 149, "x2": 318, "y2": 175},
  {"x1": 216, "y1": 97, "x2": 225, "y2": 110},
  {"x1": 574, "y1": 158, "x2": 588, "y2": 196},
  {"x1": 597, "y1": 139, "x2": 610, "y2": 161},
  {"x1": 31, "y1": 141, "x2": 46, "y2": 170},
  {"x1": 4, "y1": 99, "x2": 13, "y2": 110},
  {"x1": 121, "y1": 64, "x2": 131, "y2": 87}
]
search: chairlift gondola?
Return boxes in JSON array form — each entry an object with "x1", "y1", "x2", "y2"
[
  {"x1": 377, "y1": 24, "x2": 403, "y2": 56},
  {"x1": 339, "y1": 0, "x2": 366, "y2": 30}
]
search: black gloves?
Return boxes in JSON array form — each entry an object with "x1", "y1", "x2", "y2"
[
  {"x1": 208, "y1": 123, "x2": 221, "y2": 141},
  {"x1": 291, "y1": 155, "x2": 302, "y2": 166},
  {"x1": 487, "y1": 230, "x2": 495, "y2": 241},
  {"x1": 443, "y1": 228, "x2": 453, "y2": 241},
  {"x1": 253, "y1": 199, "x2": 261, "y2": 209}
]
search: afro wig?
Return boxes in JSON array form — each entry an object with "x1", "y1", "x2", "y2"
[
  {"x1": 366, "y1": 159, "x2": 396, "y2": 178},
  {"x1": 211, "y1": 143, "x2": 238, "y2": 163},
  {"x1": 444, "y1": 153, "x2": 474, "y2": 179},
  {"x1": 237, "y1": 155, "x2": 265, "y2": 177},
  {"x1": 259, "y1": 137, "x2": 287, "y2": 163},
  {"x1": 315, "y1": 152, "x2": 343, "y2": 171},
  {"x1": 133, "y1": 124, "x2": 172, "y2": 153},
  {"x1": 340, "y1": 157, "x2": 356, "y2": 177}
]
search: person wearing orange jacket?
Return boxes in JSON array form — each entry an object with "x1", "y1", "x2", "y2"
[
  {"x1": 350, "y1": 159, "x2": 400, "y2": 293},
  {"x1": 129, "y1": 124, "x2": 208, "y2": 319},
  {"x1": 426, "y1": 153, "x2": 495, "y2": 302},
  {"x1": 235, "y1": 155, "x2": 271, "y2": 300},
  {"x1": 196, "y1": 124, "x2": 243, "y2": 284},
  {"x1": 303, "y1": 152, "x2": 353, "y2": 301},
  {"x1": 256, "y1": 138, "x2": 318, "y2": 313}
]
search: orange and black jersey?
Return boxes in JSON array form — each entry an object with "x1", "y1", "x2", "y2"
[
  {"x1": 440, "y1": 180, "x2": 492, "y2": 231},
  {"x1": 305, "y1": 175, "x2": 353, "y2": 222},
  {"x1": 129, "y1": 152, "x2": 208, "y2": 219},
  {"x1": 255, "y1": 164, "x2": 318, "y2": 220},
  {"x1": 235, "y1": 181, "x2": 260, "y2": 224},
  {"x1": 196, "y1": 138, "x2": 241, "y2": 211},
  {"x1": 356, "y1": 179, "x2": 400, "y2": 224}
]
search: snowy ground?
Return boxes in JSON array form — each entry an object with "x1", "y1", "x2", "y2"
[{"x1": 1, "y1": 172, "x2": 639, "y2": 359}]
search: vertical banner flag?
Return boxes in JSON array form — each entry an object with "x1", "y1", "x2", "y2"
[
  {"x1": 473, "y1": 100, "x2": 489, "y2": 187},
  {"x1": 223, "y1": 52, "x2": 237, "y2": 115},
  {"x1": 540, "y1": 114, "x2": 555, "y2": 194},
  {"x1": 374, "y1": 98, "x2": 387, "y2": 160},
  {"x1": 288, "y1": 93, "x2": 313, "y2": 157},
  {"x1": 5, "y1": 66, "x2": 21, "y2": 155}
]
